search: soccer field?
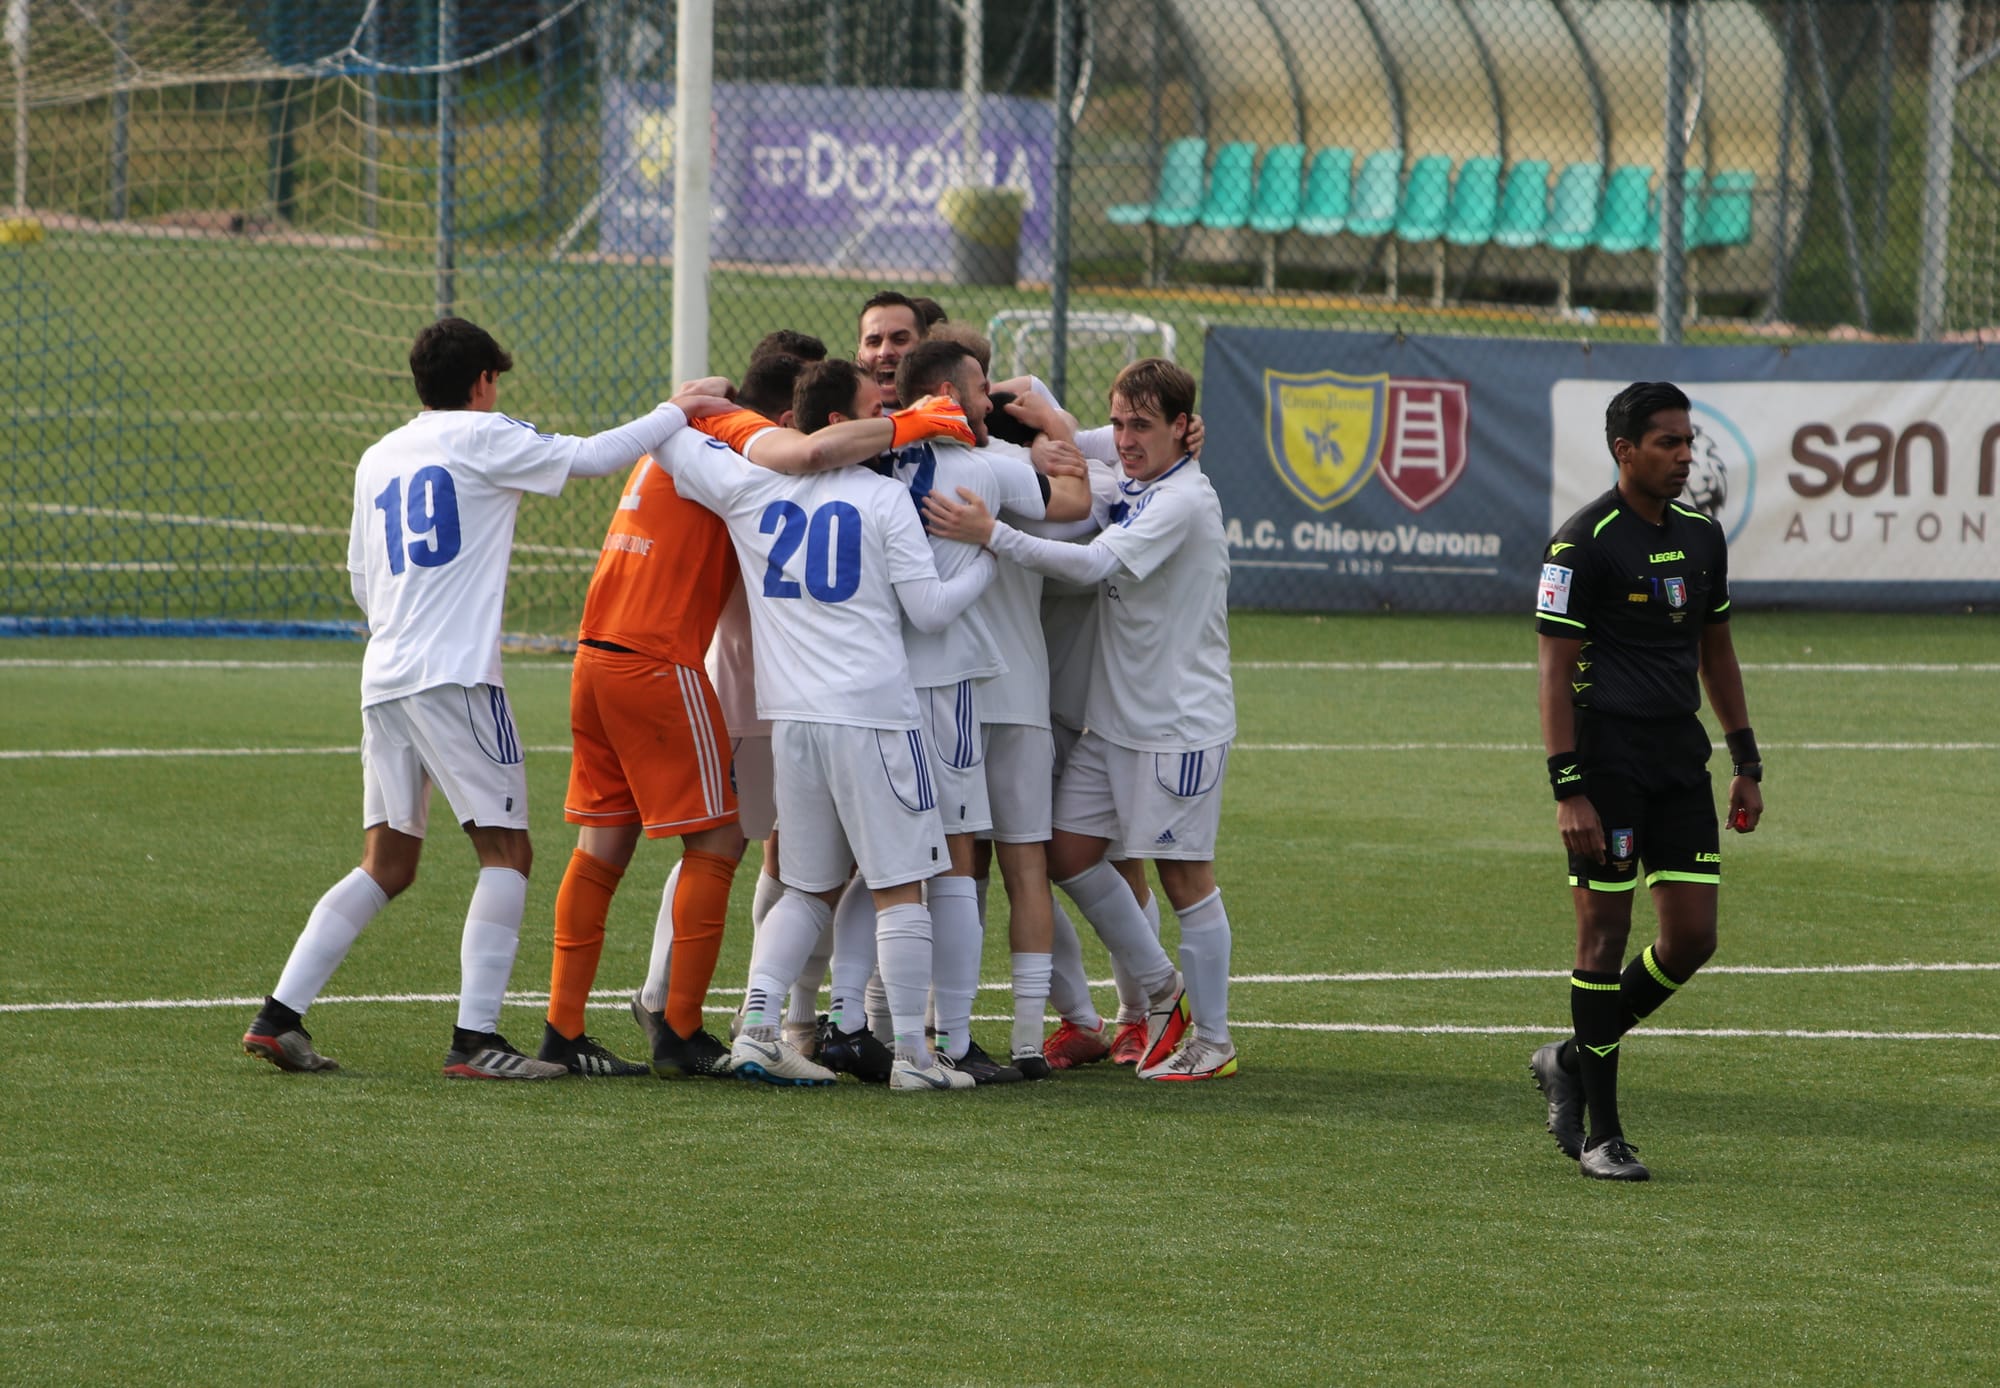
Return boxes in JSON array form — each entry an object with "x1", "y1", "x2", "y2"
[{"x1": 1, "y1": 611, "x2": 1996, "y2": 1384}]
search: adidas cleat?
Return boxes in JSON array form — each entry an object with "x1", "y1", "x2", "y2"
[
  {"x1": 444, "y1": 1030, "x2": 567, "y2": 1080},
  {"x1": 537, "y1": 1022, "x2": 649, "y2": 1077},
  {"x1": 942, "y1": 1041, "x2": 1024, "y2": 1085},
  {"x1": 818, "y1": 1019, "x2": 896, "y2": 1084},
  {"x1": 242, "y1": 1019, "x2": 339, "y2": 1073}
]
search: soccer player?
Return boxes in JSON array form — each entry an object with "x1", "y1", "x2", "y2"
[
  {"x1": 545, "y1": 352, "x2": 968, "y2": 1079},
  {"x1": 855, "y1": 289, "x2": 927, "y2": 410},
  {"x1": 239, "y1": 316, "x2": 718, "y2": 1079},
  {"x1": 1530, "y1": 380, "x2": 1765, "y2": 1181},
  {"x1": 652, "y1": 359, "x2": 999, "y2": 1092},
  {"x1": 923, "y1": 358, "x2": 1239, "y2": 1082},
  {"x1": 876, "y1": 337, "x2": 1089, "y2": 1084}
]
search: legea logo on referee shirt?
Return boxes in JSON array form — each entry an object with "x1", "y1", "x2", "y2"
[{"x1": 1263, "y1": 370, "x2": 1468, "y2": 513}]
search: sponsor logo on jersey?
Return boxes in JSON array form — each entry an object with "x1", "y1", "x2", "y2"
[
  {"x1": 1262, "y1": 371, "x2": 1469, "y2": 513},
  {"x1": 1538, "y1": 562, "x2": 1573, "y2": 614},
  {"x1": 1665, "y1": 576, "x2": 1687, "y2": 608},
  {"x1": 1649, "y1": 549, "x2": 1687, "y2": 563},
  {"x1": 1609, "y1": 828, "x2": 1634, "y2": 861}
]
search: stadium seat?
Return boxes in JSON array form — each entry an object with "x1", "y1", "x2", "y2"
[
  {"x1": 1295, "y1": 146, "x2": 1356, "y2": 237},
  {"x1": 1542, "y1": 161, "x2": 1603, "y2": 253},
  {"x1": 1249, "y1": 143, "x2": 1307, "y2": 291},
  {"x1": 1443, "y1": 156, "x2": 1502, "y2": 247},
  {"x1": 1346, "y1": 149, "x2": 1403, "y2": 238},
  {"x1": 1196, "y1": 141, "x2": 1258, "y2": 231},
  {"x1": 1593, "y1": 163, "x2": 1657, "y2": 254},
  {"x1": 1106, "y1": 137, "x2": 1207, "y2": 227},
  {"x1": 1694, "y1": 169, "x2": 1755, "y2": 248},
  {"x1": 1249, "y1": 143, "x2": 1307, "y2": 235},
  {"x1": 1394, "y1": 155, "x2": 1454, "y2": 244},
  {"x1": 1490, "y1": 158, "x2": 1551, "y2": 249}
]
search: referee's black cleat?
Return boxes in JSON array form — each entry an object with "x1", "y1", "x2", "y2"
[
  {"x1": 1529, "y1": 1041, "x2": 1584, "y2": 1160},
  {"x1": 1579, "y1": 1135, "x2": 1650, "y2": 1182}
]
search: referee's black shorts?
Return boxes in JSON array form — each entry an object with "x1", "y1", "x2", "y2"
[{"x1": 1567, "y1": 710, "x2": 1721, "y2": 894}]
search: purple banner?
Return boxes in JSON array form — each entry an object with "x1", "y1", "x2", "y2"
[{"x1": 599, "y1": 81, "x2": 1055, "y2": 280}]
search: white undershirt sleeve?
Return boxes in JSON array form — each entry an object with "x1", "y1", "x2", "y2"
[
  {"x1": 566, "y1": 402, "x2": 688, "y2": 478},
  {"x1": 987, "y1": 521, "x2": 1124, "y2": 586},
  {"x1": 894, "y1": 551, "x2": 998, "y2": 633},
  {"x1": 1074, "y1": 425, "x2": 1117, "y2": 464},
  {"x1": 348, "y1": 570, "x2": 369, "y2": 620}
]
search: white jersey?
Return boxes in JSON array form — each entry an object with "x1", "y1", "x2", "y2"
[
  {"x1": 658, "y1": 431, "x2": 935, "y2": 731},
  {"x1": 348, "y1": 410, "x2": 574, "y2": 707},
  {"x1": 705, "y1": 578, "x2": 767, "y2": 737},
  {"x1": 1085, "y1": 456, "x2": 1236, "y2": 752},
  {"x1": 885, "y1": 439, "x2": 1046, "y2": 688},
  {"x1": 1035, "y1": 459, "x2": 1120, "y2": 730}
]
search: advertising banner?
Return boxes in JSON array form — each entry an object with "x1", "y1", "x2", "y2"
[
  {"x1": 598, "y1": 80, "x2": 1055, "y2": 281},
  {"x1": 1203, "y1": 329, "x2": 2000, "y2": 610}
]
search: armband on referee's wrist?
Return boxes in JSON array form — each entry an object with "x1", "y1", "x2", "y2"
[
  {"x1": 1725, "y1": 727, "x2": 1761, "y2": 780},
  {"x1": 1548, "y1": 753, "x2": 1586, "y2": 801}
]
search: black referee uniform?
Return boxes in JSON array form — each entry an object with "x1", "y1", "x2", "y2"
[{"x1": 1535, "y1": 487, "x2": 1731, "y2": 891}]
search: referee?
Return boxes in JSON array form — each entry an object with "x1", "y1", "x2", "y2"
[{"x1": 1529, "y1": 381, "x2": 1765, "y2": 1181}]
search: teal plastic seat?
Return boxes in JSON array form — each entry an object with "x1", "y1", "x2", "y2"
[
  {"x1": 1394, "y1": 155, "x2": 1453, "y2": 243},
  {"x1": 1490, "y1": 159, "x2": 1550, "y2": 248},
  {"x1": 1248, "y1": 143, "x2": 1306, "y2": 234},
  {"x1": 1694, "y1": 169, "x2": 1755, "y2": 248},
  {"x1": 1593, "y1": 163, "x2": 1656, "y2": 254},
  {"x1": 1542, "y1": 162, "x2": 1603, "y2": 252},
  {"x1": 1196, "y1": 141, "x2": 1258, "y2": 231},
  {"x1": 1107, "y1": 138, "x2": 1206, "y2": 227},
  {"x1": 1295, "y1": 146, "x2": 1356, "y2": 236},
  {"x1": 1346, "y1": 149, "x2": 1403, "y2": 238},
  {"x1": 1443, "y1": 155, "x2": 1502, "y2": 247}
]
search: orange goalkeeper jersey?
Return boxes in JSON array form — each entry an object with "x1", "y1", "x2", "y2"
[{"x1": 575, "y1": 407, "x2": 776, "y2": 665}]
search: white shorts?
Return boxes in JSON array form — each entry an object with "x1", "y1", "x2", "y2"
[
  {"x1": 772, "y1": 719, "x2": 949, "y2": 892},
  {"x1": 983, "y1": 722, "x2": 1054, "y2": 843},
  {"x1": 920, "y1": 680, "x2": 991, "y2": 837},
  {"x1": 730, "y1": 734, "x2": 777, "y2": 841},
  {"x1": 361, "y1": 683, "x2": 529, "y2": 837},
  {"x1": 1051, "y1": 729, "x2": 1228, "y2": 862}
]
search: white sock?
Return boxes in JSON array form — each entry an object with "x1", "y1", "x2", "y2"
[
  {"x1": 973, "y1": 872, "x2": 991, "y2": 928},
  {"x1": 751, "y1": 867, "x2": 785, "y2": 929},
  {"x1": 742, "y1": 890, "x2": 833, "y2": 1035},
  {"x1": 638, "y1": 858, "x2": 681, "y2": 1014},
  {"x1": 456, "y1": 867, "x2": 529, "y2": 1034},
  {"x1": 272, "y1": 868, "x2": 388, "y2": 1015},
  {"x1": 1175, "y1": 889, "x2": 1232, "y2": 1044},
  {"x1": 1046, "y1": 894, "x2": 1101, "y2": 1029},
  {"x1": 865, "y1": 970, "x2": 892, "y2": 1044},
  {"x1": 1109, "y1": 888, "x2": 1161, "y2": 1023},
  {"x1": 874, "y1": 901, "x2": 934, "y2": 1062},
  {"x1": 1058, "y1": 860, "x2": 1175, "y2": 1001},
  {"x1": 826, "y1": 876, "x2": 877, "y2": 1032},
  {"x1": 788, "y1": 919, "x2": 834, "y2": 1025},
  {"x1": 928, "y1": 876, "x2": 982, "y2": 1060},
  {"x1": 1009, "y1": 951, "x2": 1052, "y2": 1057}
]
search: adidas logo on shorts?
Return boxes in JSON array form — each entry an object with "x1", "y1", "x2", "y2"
[{"x1": 1155, "y1": 829, "x2": 1175, "y2": 845}]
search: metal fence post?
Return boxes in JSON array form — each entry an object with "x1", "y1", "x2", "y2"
[
  {"x1": 1918, "y1": 0, "x2": 1965, "y2": 341},
  {"x1": 1657, "y1": 0, "x2": 1688, "y2": 346},
  {"x1": 436, "y1": 0, "x2": 457, "y2": 319},
  {"x1": 1049, "y1": 0, "x2": 1073, "y2": 402},
  {"x1": 673, "y1": 0, "x2": 715, "y2": 382}
]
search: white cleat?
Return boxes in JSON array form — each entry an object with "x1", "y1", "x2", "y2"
[
  {"x1": 889, "y1": 1056, "x2": 977, "y2": 1092},
  {"x1": 729, "y1": 1033, "x2": 837, "y2": 1087}
]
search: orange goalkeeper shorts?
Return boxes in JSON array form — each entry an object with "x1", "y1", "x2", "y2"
[{"x1": 564, "y1": 643, "x2": 737, "y2": 837}]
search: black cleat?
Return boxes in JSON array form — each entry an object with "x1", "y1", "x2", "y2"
[
  {"x1": 536, "y1": 1022, "x2": 649, "y2": 1077},
  {"x1": 945, "y1": 1040, "x2": 1024, "y2": 1085},
  {"x1": 1580, "y1": 1136, "x2": 1650, "y2": 1182},
  {"x1": 1011, "y1": 1050, "x2": 1053, "y2": 1081},
  {"x1": 818, "y1": 1018, "x2": 896, "y2": 1084},
  {"x1": 1529, "y1": 1041, "x2": 1584, "y2": 1160},
  {"x1": 242, "y1": 999, "x2": 339, "y2": 1073},
  {"x1": 659, "y1": 1024, "x2": 737, "y2": 1079}
]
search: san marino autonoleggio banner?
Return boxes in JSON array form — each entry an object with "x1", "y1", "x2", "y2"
[{"x1": 1202, "y1": 330, "x2": 2000, "y2": 612}]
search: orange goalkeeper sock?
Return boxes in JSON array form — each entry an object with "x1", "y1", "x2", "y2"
[
  {"x1": 548, "y1": 848, "x2": 623, "y2": 1038},
  {"x1": 664, "y1": 848, "x2": 738, "y2": 1037}
]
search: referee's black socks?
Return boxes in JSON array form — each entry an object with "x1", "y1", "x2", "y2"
[
  {"x1": 1621, "y1": 944, "x2": 1688, "y2": 1023},
  {"x1": 1569, "y1": 970, "x2": 1625, "y2": 1142}
]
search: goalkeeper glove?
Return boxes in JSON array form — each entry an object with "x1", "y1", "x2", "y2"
[{"x1": 890, "y1": 396, "x2": 976, "y2": 450}]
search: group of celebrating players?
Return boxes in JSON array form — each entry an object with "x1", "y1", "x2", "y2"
[{"x1": 240, "y1": 288, "x2": 1242, "y2": 1092}]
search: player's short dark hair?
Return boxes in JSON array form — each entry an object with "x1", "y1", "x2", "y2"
[
  {"x1": 1604, "y1": 381, "x2": 1691, "y2": 456},
  {"x1": 857, "y1": 289, "x2": 924, "y2": 334},
  {"x1": 793, "y1": 358, "x2": 868, "y2": 435},
  {"x1": 896, "y1": 338, "x2": 977, "y2": 408},
  {"x1": 1111, "y1": 358, "x2": 1196, "y2": 425},
  {"x1": 984, "y1": 391, "x2": 1040, "y2": 449},
  {"x1": 750, "y1": 329, "x2": 827, "y2": 366},
  {"x1": 737, "y1": 352, "x2": 810, "y2": 421},
  {"x1": 409, "y1": 316, "x2": 511, "y2": 410},
  {"x1": 909, "y1": 296, "x2": 949, "y2": 329}
]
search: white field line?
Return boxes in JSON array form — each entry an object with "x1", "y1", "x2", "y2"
[
  {"x1": 9, "y1": 502, "x2": 597, "y2": 558},
  {"x1": 8, "y1": 740, "x2": 1996, "y2": 761},
  {"x1": 6, "y1": 961, "x2": 1995, "y2": 1045}
]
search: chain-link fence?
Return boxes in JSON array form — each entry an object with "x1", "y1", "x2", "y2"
[{"x1": 4, "y1": 0, "x2": 1996, "y2": 634}]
